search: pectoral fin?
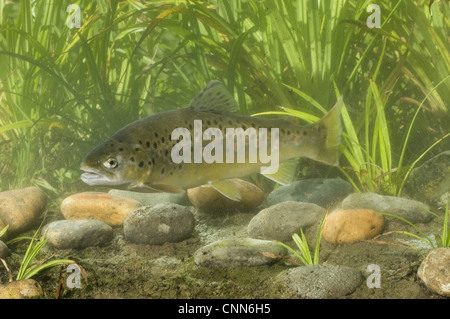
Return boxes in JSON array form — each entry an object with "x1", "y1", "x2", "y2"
[{"x1": 209, "y1": 180, "x2": 242, "y2": 201}]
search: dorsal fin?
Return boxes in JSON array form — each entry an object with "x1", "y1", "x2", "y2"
[{"x1": 188, "y1": 81, "x2": 238, "y2": 114}]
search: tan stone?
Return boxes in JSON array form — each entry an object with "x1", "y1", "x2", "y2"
[
  {"x1": 0, "y1": 279, "x2": 43, "y2": 299},
  {"x1": 418, "y1": 247, "x2": 450, "y2": 296},
  {"x1": 0, "y1": 187, "x2": 47, "y2": 238},
  {"x1": 187, "y1": 179, "x2": 264, "y2": 212},
  {"x1": 61, "y1": 192, "x2": 142, "y2": 226},
  {"x1": 322, "y1": 209, "x2": 384, "y2": 244}
]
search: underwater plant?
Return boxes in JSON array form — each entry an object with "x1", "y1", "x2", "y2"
[
  {"x1": 11, "y1": 231, "x2": 76, "y2": 281},
  {"x1": 375, "y1": 202, "x2": 449, "y2": 253},
  {"x1": 0, "y1": 0, "x2": 448, "y2": 196},
  {"x1": 1, "y1": 218, "x2": 76, "y2": 282},
  {"x1": 275, "y1": 212, "x2": 328, "y2": 266}
]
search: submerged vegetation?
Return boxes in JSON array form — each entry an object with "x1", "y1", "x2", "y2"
[
  {"x1": 0, "y1": 222, "x2": 76, "y2": 282},
  {"x1": 378, "y1": 202, "x2": 450, "y2": 251},
  {"x1": 276, "y1": 212, "x2": 328, "y2": 266},
  {"x1": 0, "y1": 0, "x2": 448, "y2": 196}
]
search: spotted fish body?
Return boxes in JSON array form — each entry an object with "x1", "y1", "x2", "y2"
[{"x1": 81, "y1": 81, "x2": 343, "y2": 200}]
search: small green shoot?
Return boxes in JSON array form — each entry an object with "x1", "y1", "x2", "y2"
[
  {"x1": 0, "y1": 225, "x2": 9, "y2": 238},
  {"x1": 15, "y1": 230, "x2": 76, "y2": 281},
  {"x1": 2, "y1": 216, "x2": 77, "y2": 281},
  {"x1": 276, "y1": 212, "x2": 328, "y2": 266}
]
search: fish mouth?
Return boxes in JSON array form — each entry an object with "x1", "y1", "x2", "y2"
[{"x1": 80, "y1": 167, "x2": 126, "y2": 186}]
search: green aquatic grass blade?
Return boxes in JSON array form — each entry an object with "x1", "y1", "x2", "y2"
[
  {"x1": 0, "y1": 50, "x2": 91, "y2": 111},
  {"x1": 442, "y1": 203, "x2": 449, "y2": 248},
  {"x1": 370, "y1": 80, "x2": 391, "y2": 175},
  {"x1": 281, "y1": 84, "x2": 327, "y2": 115},
  {"x1": 22, "y1": 259, "x2": 76, "y2": 280},
  {"x1": 370, "y1": 37, "x2": 391, "y2": 189},
  {"x1": 0, "y1": 118, "x2": 61, "y2": 135},
  {"x1": 338, "y1": 164, "x2": 362, "y2": 193},
  {"x1": 397, "y1": 74, "x2": 450, "y2": 196},
  {"x1": 401, "y1": 1, "x2": 450, "y2": 114},
  {"x1": 364, "y1": 81, "x2": 372, "y2": 177},
  {"x1": 390, "y1": 230, "x2": 435, "y2": 251},
  {"x1": 378, "y1": 212, "x2": 435, "y2": 249},
  {"x1": 16, "y1": 236, "x2": 44, "y2": 280},
  {"x1": 274, "y1": 239, "x2": 308, "y2": 266},
  {"x1": 293, "y1": 231, "x2": 313, "y2": 265},
  {"x1": 227, "y1": 26, "x2": 255, "y2": 91},
  {"x1": 413, "y1": 202, "x2": 449, "y2": 248},
  {"x1": 332, "y1": 82, "x2": 367, "y2": 191},
  {"x1": 398, "y1": 131, "x2": 450, "y2": 197},
  {"x1": 0, "y1": 225, "x2": 9, "y2": 238},
  {"x1": 251, "y1": 109, "x2": 319, "y2": 124},
  {"x1": 313, "y1": 212, "x2": 328, "y2": 265},
  {"x1": 265, "y1": 1, "x2": 303, "y2": 86},
  {"x1": 0, "y1": 120, "x2": 33, "y2": 135}
]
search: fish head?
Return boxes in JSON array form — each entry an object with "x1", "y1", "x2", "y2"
[{"x1": 80, "y1": 139, "x2": 141, "y2": 187}]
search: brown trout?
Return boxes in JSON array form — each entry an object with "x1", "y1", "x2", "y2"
[{"x1": 81, "y1": 81, "x2": 343, "y2": 200}]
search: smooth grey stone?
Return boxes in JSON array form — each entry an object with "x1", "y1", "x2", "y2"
[
  {"x1": 267, "y1": 178, "x2": 354, "y2": 208},
  {"x1": 124, "y1": 203, "x2": 195, "y2": 245},
  {"x1": 248, "y1": 201, "x2": 325, "y2": 242},
  {"x1": 42, "y1": 220, "x2": 113, "y2": 250},
  {"x1": 280, "y1": 264, "x2": 363, "y2": 299},
  {"x1": 194, "y1": 238, "x2": 286, "y2": 267},
  {"x1": 342, "y1": 192, "x2": 432, "y2": 223}
]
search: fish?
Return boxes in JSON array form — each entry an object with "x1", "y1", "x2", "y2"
[{"x1": 80, "y1": 81, "x2": 343, "y2": 201}]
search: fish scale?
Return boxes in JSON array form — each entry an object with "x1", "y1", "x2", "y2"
[{"x1": 81, "y1": 81, "x2": 343, "y2": 200}]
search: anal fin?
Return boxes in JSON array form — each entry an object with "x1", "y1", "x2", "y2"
[{"x1": 261, "y1": 159, "x2": 297, "y2": 186}]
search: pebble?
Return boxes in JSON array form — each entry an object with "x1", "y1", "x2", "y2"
[
  {"x1": 0, "y1": 240, "x2": 9, "y2": 258},
  {"x1": 187, "y1": 178, "x2": 264, "y2": 212},
  {"x1": 279, "y1": 264, "x2": 363, "y2": 299},
  {"x1": 194, "y1": 238, "x2": 286, "y2": 267},
  {"x1": 247, "y1": 201, "x2": 325, "y2": 242},
  {"x1": 0, "y1": 279, "x2": 43, "y2": 299},
  {"x1": 42, "y1": 220, "x2": 113, "y2": 250},
  {"x1": 405, "y1": 151, "x2": 450, "y2": 205},
  {"x1": 266, "y1": 178, "x2": 354, "y2": 208},
  {"x1": 417, "y1": 247, "x2": 450, "y2": 297},
  {"x1": 61, "y1": 192, "x2": 142, "y2": 226},
  {"x1": 342, "y1": 192, "x2": 432, "y2": 223},
  {"x1": 108, "y1": 189, "x2": 191, "y2": 206},
  {"x1": 322, "y1": 209, "x2": 384, "y2": 244},
  {"x1": 124, "y1": 203, "x2": 196, "y2": 245},
  {"x1": 0, "y1": 187, "x2": 47, "y2": 238}
]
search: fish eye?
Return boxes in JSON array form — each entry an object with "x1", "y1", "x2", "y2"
[{"x1": 104, "y1": 158, "x2": 118, "y2": 169}]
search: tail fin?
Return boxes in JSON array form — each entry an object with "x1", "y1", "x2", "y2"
[{"x1": 314, "y1": 96, "x2": 343, "y2": 166}]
